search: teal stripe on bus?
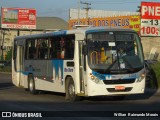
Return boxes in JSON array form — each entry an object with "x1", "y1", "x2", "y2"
[{"x1": 53, "y1": 30, "x2": 67, "y2": 36}]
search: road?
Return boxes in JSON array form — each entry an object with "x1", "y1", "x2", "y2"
[{"x1": 0, "y1": 73, "x2": 160, "y2": 119}]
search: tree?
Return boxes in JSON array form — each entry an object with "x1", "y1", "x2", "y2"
[
  {"x1": 136, "y1": 6, "x2": 141, "y2": 12},
  {"x1": 5, "y1": 49, "x2": 12, "y2": 61}
]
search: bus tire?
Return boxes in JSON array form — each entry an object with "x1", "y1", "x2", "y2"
[
  {"x1": 65, "y1": 77, "x2": 80, "y2": 102},
  {"x1": 28, "y1": 75, "x2": 37, "y2": 95}
]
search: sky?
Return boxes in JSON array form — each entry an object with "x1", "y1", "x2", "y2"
[{"x1": 0, "y1": 0, "x2": 159, "y2": 21}]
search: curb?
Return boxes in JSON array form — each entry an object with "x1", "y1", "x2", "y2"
[{"x1": 156, "y1": 89, "x2": 160, "y2": 93}]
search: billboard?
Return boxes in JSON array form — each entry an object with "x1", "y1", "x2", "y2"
[
  {"x1": 69, "y1": 9, "x2": 140, "y2": 20},
  {"x1": 68, "y1": 15, "x2": 140, "y2": 33},
  {"x1": 141, "y1": 2, "x2": 160, "y2": 36},
  {"x1": 1, "y1": 7, "x2": 36, "y2": 29}
]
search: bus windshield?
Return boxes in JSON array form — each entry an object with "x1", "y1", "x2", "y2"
[{"x1": 87, "y1": 31, "x2": 144, "y2": 74}]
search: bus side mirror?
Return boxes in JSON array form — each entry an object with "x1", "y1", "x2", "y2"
[{"x1": 82, "y1": 45, "x2": 87, "y2": 55}]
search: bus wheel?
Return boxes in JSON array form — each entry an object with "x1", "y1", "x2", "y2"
[
  {"x1": 65, "y1": 77, "x2": 80, "y2": 102},
  {"x1": 28, "y1": 75, "x2": 37, "y2": 95}
]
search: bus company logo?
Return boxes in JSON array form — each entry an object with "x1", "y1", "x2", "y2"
[
  {"x1": 2, "y1": 112, "x2": 11, "y2": 117},
  {"x1": 1, "y1": 112, "x2": 42, "y2": 118},
  {"x1": 64, "y1": 68, "x2": 73, "y2": 72},
  {"x1": 106, "y1": 75, "x2": 112, "y2": 80}
]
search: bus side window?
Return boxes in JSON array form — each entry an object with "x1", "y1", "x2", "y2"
[
  {"x1": 26, "y1": 40, "x2": 36, "y2": 59},
  {"x1": 65, "y1": 39, "x2": 74, "y2": 59},
  {"x1": 60, "y1": 37, "x2": 65, "y2": 59},
  {"x1": 50, "y1": 39, "x2": 57, "y2": 59},
  {"x1": 49, "y1": 35, "x2": 75, "y2": 59},
  {"x1": 29, "y1": 41, "x2": 36, "y2": 59},
  {"x1": 35, "y1": 39, "x2": 40, "y2": 59},
  {"x1": 39, "y1": 40, "x2": 48, "y2": 59}
]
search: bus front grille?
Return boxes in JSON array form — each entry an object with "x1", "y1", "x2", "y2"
[{"x1": 103, "y1": 79, "x2": 136, "y2": 85}]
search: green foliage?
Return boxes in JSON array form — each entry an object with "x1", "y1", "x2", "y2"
[
  {"x1": 0, "y1": 66, "x2": 11, "y2": 72},
  {"x1": 150, "y1": 62, "x2": 160, "y2": 88},
  {"x1": 5, "y1": 49, "x2": 12, "y2": 61},
  {"x1": 0, "y1": 49, "x2": 12, "y2": 72},
  {"x1": 136, "y1": 6, "x2": 141, "y2": 12}
]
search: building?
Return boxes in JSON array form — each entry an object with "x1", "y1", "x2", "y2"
[{"x1": 0, "y1": 17, "x2": 68, "y2": 59}]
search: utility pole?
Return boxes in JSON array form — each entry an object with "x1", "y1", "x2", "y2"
[
  {"x1": 78, "y1": 0, "x2": 80, "y2": 25},
  {"x1": 1, "y1": 30, "x2": 5, "y2": 60},
  {"x1": 81, "y1": 1, "x2": 91, "y2": 25}
]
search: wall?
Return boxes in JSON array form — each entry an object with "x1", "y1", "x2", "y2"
[{"x1": 141, "y1": 37, "x2": 160, "y2": 60}]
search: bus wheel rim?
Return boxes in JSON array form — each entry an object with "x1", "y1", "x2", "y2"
[
  {"x1": 29, "y1": 79, "x2": 34, "y2": 92},
  {"x1": 69, "y1": 84, "x2": 75, "y2": 96}
]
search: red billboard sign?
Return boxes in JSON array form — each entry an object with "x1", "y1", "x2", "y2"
[
  {"x1": 141, "y1": 2, "x2": 160, "y2": 36},
  {"x1": 1, "y1": 7, "x2": 36, "y2": 29}
]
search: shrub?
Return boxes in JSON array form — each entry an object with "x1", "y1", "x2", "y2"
[
  {"x1": 0, "y1": 66, "x2": 11, "y2": 72},
  {"x1": 5, "y1": 49, "x2": 12, "y2": 61},
  {"x1": 150, "y1": 62, "x2": 160, "y2": 88}
]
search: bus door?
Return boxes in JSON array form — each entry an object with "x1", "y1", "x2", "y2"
[
  {"x1": 16, "y1": 40, "x2": 25, "y2": 87},
  {"x1": 78, "y1": 41, "x2": 86, "y2": 94}
]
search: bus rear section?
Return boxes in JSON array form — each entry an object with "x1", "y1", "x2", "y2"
[{"x1": 12, "y1": 39, "x2": 26, "y2": 87}]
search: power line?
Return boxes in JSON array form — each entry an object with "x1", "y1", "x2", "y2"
[{"x1": 88, "y1": 0, "x2": 145, "y2": 4}]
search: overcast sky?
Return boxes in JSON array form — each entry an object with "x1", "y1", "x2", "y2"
[{"x1": 0, "y1": 0, "x2": 159, "y2": 21}]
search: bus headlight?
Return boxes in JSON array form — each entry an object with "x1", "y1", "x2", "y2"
[
  {"x1": 91, "y1": 75, "x2": 95, "y2": 80},
  {"x1": 90, "y1": 75, "x2": 100, "y2": 84},
  {"x1": 137, "y1": 73, "x2": 145, "y2": 82},
  {"x1": 94, "y1": 77, "x2": 100, "y2": 84}
]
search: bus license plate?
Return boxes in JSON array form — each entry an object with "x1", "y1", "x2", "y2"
[{"x1": 115, "y1": 86, "x2": 125, "y2": 90}]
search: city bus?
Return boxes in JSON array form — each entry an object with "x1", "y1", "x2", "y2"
[{"x1": 12, "y1": 27, "x2": 145, "y2": 101}]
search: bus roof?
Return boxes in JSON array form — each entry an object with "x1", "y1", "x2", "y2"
[{"x1": 14, "y1": 26, "x2": 136, "y2": 40}]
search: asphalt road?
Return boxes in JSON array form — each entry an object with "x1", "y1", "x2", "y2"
[{"x1": 0, "y1": 73, "x2": 160, "y2": 119}]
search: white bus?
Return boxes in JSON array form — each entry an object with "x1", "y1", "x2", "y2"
[{"x1": 12, "y1": 27, "x2": 145, "y2": 101}]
